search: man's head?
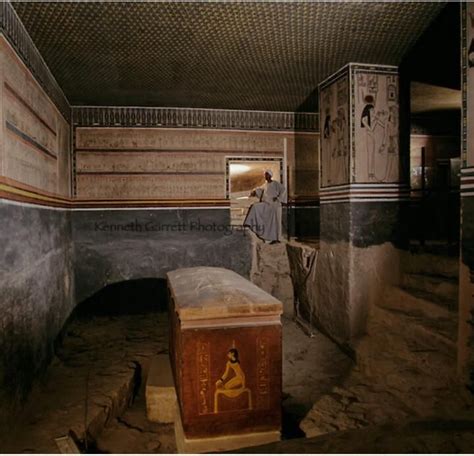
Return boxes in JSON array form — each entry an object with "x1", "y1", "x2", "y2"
[{"x1": 264, "y1": 169, "x2": 273, "y2": 182}]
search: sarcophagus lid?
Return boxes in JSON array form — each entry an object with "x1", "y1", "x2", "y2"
[{"x1": 167, "y1": 266, "x2": 282, "y2": 326}]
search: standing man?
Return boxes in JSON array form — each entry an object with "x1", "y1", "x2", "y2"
[{"x1": 244, "y1": 170, "x2": 286, "y2": 244}]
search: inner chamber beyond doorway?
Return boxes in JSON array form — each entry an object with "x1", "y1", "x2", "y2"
[{"x1": 227, "y1": 158, "x2": 283, "y2": 225}]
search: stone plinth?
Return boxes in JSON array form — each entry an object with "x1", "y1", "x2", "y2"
[
  {"x1": 146, "y1": 354, "x2": 177, "y2": 424},
  {"x1": 174, "y1": 404, "x2": 280, "y2": 454},
  {"x1": 167, "y1": 266, "x2": 282, "y2": 446}
]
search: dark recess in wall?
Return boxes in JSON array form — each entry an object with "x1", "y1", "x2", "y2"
[
  {"x1": 72, "y1": 278, "x2": 168, "y2": 318},
  {"x1": 401, "y1": 3, "x2": 460, "y2": 90}
]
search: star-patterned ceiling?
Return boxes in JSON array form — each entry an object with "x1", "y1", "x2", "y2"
[{"x1": 12, "y1": 1, "x2": 446, "y2": 112}]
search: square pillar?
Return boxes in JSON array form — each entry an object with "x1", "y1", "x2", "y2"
[
  {"x1": 316, "y1": 63, "x2": 408, "y2": 348},
  {"x1": 459, "y1": 3, "x2": 474, "y2": 387}
]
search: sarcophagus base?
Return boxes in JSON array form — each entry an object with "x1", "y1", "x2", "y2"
[{"x1": 174, "y1": 404, "x2": 280, "y2": 454}]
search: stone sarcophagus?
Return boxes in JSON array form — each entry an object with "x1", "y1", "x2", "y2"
[{"x1": 167, "y1": 266, "x2": 282, "y2": 447}]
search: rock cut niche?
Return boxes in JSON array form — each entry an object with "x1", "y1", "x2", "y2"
[{"x1": 73, "y1": 278, "x2": 168, "y2": 318}]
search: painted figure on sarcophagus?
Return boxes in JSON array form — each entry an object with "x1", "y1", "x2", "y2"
[
  {"x1": 354, "y1": 71, "x2": 400, "y2": 183},
  {"x1": 214, "y1": 346, "x2": 252, "y2": 413},
  {"x1": 320, "y1": 74, "x2": 350, "y2": 187}
]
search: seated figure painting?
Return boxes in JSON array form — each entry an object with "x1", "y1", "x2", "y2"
[{"x1": 214, "y1": 347, "x2": 252, "y2": 413}]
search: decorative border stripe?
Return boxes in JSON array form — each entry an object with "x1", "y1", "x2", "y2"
[
  {"x1": 72, "y1": 106, "x2": 319, "y2": 132},
  {"x1": 5, "y1": 120, "x2": 57, "y2": 160},
  {"x1": 0, "y1": 2, "x2": 71, "y2": 122},
  {"x1": 320, "y1": 198, "x2": 410, "y2": 204},
  {"x1": 320, "y1": 183, "x2": 406, "y2": 192},
  {"x1": 460, "y1": 168, "x2": 474, "y2": 196},
  {"x1": 320, "y1": 183, "x2": 409, "y2": 204},
  {"x1": 0, "y1": 177, "x2": 231, "y2": 209}
]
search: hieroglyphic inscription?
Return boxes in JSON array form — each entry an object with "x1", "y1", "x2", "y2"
[
  {"x1": 75, "y1": 128, "x2": 285, "y2": 153},
  {"x1": 256, "y1": 336, "x2": 270, "y2": 410},
  {"x1": 197, "y1": 341, "x2": 211, "y2": 415},
  {"x1": 76, "y1": 152, "x2": 224, "y2": 174},
  {"x1": 76, "y1": 173, "x2": 225, "y2": 199}
]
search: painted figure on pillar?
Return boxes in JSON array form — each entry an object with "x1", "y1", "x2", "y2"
[
  {"x1": 320, "y1": 74, "x2": 349, "y2": 187},
  {"x1": 360, "y1": 94, "x2": 386, "y2": 181},
  {"x1": 323, "y1": 107, "x2": 332, "y2": 183},
  {"x1": 355, "y1": 71, "x2": 399, "y2": 183}
]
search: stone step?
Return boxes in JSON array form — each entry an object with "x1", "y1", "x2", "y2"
[
  {"x1": 145, "y1": 354, "x2": 177, "y2": 424},
  {"x1": 401, "y1": 251, "x2": 458, "y2": 279},
  {"x1": 401, "y1": 273, "x2": 458, "y2": 311}
]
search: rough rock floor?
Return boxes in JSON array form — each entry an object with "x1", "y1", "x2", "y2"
[
  {"x1": 300, "y1": 283, "x2": 474, "y2": 442},
  {"x1": 238, "y1": 418, "x2": 474, "y2": 453},
  {"x1": 2, "y1": 312, "x2": 170, "y2": 453},
  {"x1": 1, "y1": 312, "x2": 351, "y2": 453}
]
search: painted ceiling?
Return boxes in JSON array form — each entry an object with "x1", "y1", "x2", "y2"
[{"x1": 12, "y1": 1, "x2": 446, "y2": 111}]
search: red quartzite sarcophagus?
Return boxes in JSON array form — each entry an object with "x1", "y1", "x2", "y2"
[{"x1": 167, "y1": 266, "x2": 282, "y2": 445}]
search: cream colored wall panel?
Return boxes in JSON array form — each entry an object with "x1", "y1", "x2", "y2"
[
  {"x1": 76, "y1": 152, "x2": 224, "y2": 173},
  {"x1": 4, "y1": 130, "x2": 57, "y2": 192},
  {"x1": 76, "y1": 128, "x2": 285, "y2": 153},
  {"x1": 0, "y1": 35, "x2": 71, "y2": 197},
  {"x1": 57, "y1": 117, "x2": 71, "y2": 197},
  {"x1": 76, "y1": 173, "x2": 225, "y2": 199},
  {"x1": 4, "y1": 88, "x2": 57, "y2": 156},
  {"x1": 1, "y1": 38, "x2": 57, "y2": 134}
]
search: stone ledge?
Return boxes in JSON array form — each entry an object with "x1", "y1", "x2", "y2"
[{"x1": 146, "y1": 354, "x2": 177, "y2": 424}]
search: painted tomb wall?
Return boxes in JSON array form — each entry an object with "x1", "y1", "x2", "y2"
[
  {"x1": 0, "y1": 33, "x2": 74, "y2": 426},
  {"x1": 73, "y1": 126, "x2": 319, "y2": 201},
  {"x1": 0, "y1": 35, "x2": 71, "y2": 197}
]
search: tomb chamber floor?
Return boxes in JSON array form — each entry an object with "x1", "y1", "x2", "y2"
[
  {"x1": 3, "y1": 249, "x2": 472, "y2": 453},
  {"x1": 0, "y1": 309, "x2": 352, "y2": 453}
]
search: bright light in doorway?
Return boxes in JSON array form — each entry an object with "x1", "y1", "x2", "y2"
[{"x1": 230, "y1": 164, "x2": 251, "y2": 175}]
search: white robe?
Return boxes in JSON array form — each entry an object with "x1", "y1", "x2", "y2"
[{"x1": 244, "y1": 180, "x2": 286, "y2": 242}]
